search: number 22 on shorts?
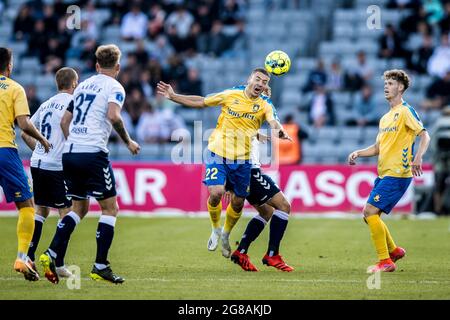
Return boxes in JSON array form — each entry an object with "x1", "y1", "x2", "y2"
[{"x1": 205, "y1": 168, "x2": 218, "y2": 180}]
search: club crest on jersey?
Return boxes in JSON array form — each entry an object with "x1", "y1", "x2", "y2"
[
  {"x1": 373, "y1": 194, "x2": 381, "y2": 202},
  {"x1": 252, "y1": 104, "x2": 260, "y2": 112},
  {"x1": 394, "y1": 113, "x2": 399, "y2": 121},
  {"x1": 116, "y1": 93, "x2": 124, "y2": 102}
]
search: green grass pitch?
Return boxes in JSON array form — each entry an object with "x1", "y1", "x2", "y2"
[{"x1": 0, "y1": 216, "x2": 449, "y2": 300}]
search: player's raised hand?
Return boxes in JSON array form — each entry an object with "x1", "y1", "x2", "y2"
[
  {"x1": 156, "y1": 81, "x2": 174, "y2": 99},
  {"x1": 263, "y1": 86, "x2": 271, "y2": 98},
  {"x1": 127, "y1": 139, "x2": 141, "y2": 155},
  {"x1": 348, "y1": 151, "x2": 359, "y2": 165},
  {"x1": 411, "y1": 157, "x2": 423, "y2": 176},
  {"x1": 40, "y1": 138, "x2": 51, "y2": 153}
]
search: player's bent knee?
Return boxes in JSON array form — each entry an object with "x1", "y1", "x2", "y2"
[
  {"x1": 363, "y1": 203, "x2": 380, "y2": 218},
  {"x1": 278, "y1": 200, "x2": 291, "y2": 214},
  {"x1": 208, "y1": 187, "x2": 225, "y2": 204}
]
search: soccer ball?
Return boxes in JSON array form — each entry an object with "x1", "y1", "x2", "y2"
[{"x1": 264, "y1": 50, "x2": 291, "y2": 76}]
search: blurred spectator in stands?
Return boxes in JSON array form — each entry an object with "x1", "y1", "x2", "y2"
[
  {"x1": 118, "y1": 71, "x2": 138, "y2": 94},
  {"x1": 43, "y1": 38, "x2": 65, "y2": 74},
  {"x1": 179, "y1": 68, "x2": 203, "y2": 95},
  {"x1": 303, "y1": 59, "x2": 327, "y2": 93},
  {"x1": 378, "y1": 24, "x2": 406, "y2": 59},
  {"x1": 27, "y1": 20, "x2": 48, "y2": 59},
  {"x1": 422, "y1": 68, "x2": 450, "y2": 112},
  {"x1": 206, "y1": 20, "x2": 228, "y2": 56},
  {"x1": 344, "y1": 51, "x2": 373, "y2": 91},
  {"x1": 26, "y1": 85, "x2": 41, "y2": 116},
  {"x1": 42, "y1": 4, "x2": 58, "y2": 36},
  {"x1": 165, "y1": 54, "x2": 188, "y2": 83},
  {"x1": 53, "y1": 0, "x2": 67, "y2": 17},
  {"x1": 427, "y1": 34, "x2": 450, "y2": 78},
  {"x1": 158, "y1": 107, "x2": 187, "y2": 142},
  {"x1": 71, "y1": 20, "x2": 95, "y2": 56},
  {"x1": 135, "y1": 40, "x2": 150, "y2": 67},
  {"x1": 220, "y1": 0, "x2": 244, "y2": 26},
  {"x1": 124, "y1": 52, "x2": 141, "y2": 81},
  {"x1": 439, "y1": 1, "x2": 450, "y2": 34},
  {"x1": 79, "y1": 38, "x2": 97, "y2": 73},
  {"x1": 407, "y1": 33, "x2": 434, "y2": 74},
  {"x1": 121, "y1": 3, "x2": 148, "y2": 41},
  {"x1": 305, "y1": 85, "x2": 335, "y2": 128},
  {"x1": 82, "y1": 1, "x2": 100, "y2": 40},
  {"x1": 346, "y1": 85, "x2": 379, "y2": 127},
  {"x1": 13, "y1": 4, "x2": 35, "y2": 41},
  {"x1": 148, "y1": 3, "x2": 166, "y2": 39},
  {"x1": 148, "y1": 58, "x2": 164, "y2": 87},
  {"x1": 139, "y1": 70, "x2": 154, "y2": 99},
  {"x1": 150, "y1": 35, "x2": 175, "y2": 68},
  {"x1": 423, "y1": 0, "x2": 444, "y2": 24},
  {"x1": 136, "y1": 103, "x2": 161, "y2": 143},
  {"x1": 195, "y1": 1, "x2": 219, "y2": 53},
  {"x1": 275, "y1": 114, "x2": 309, "y2": 164},
  {"x1": 56, "y1": 17, "x2": 72, "y2": 54},
  {"x1": 326, "y1": 59, "x2": 344, "y2": 91},
  {"x1": 400, "y1": 6, "x2": 430, "y2": 39},
  {"x1": 125, "y1": 88, "x2": 146, "y2": 129},
  {"x1": 165, "y1": 5, "x2": 194, "y2": 51}
]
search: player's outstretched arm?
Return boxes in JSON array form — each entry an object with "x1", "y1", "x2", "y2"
[
  {"x1": 157, "y1": 81, "x2": 206, "y2": 108},
  {"x1": 16, "y1": 115, "x2": 51, "y2": 152},
  {"x1": 411, "y1": 130, "x2": 430, "y2": 177},
  {"x1": 107, "y1": 102, "x2": 141, "y2": 155},
  {"x1": 348, "y1": 142, "x2": 379, "y2": 165}
]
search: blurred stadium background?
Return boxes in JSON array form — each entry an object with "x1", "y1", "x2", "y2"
[{"x1": 0, "y1": 0, "x2": 449, "y2": 215}]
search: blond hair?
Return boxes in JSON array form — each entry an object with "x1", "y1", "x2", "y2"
[
  {"x1": 383, "y1": 69, "x2": 411, "y2": 92},
  {"x1": 95, "y1": 44, "x2": 121, "y2": 69}
]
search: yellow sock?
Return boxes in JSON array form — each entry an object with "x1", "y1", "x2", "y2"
[
  {"x1": 207, "y1": 199, "x2": 222, "y2": 229},
  {"x1": 223, "y1": 204, "x2": 242, "y2": 234},
  {"x1": 17, "y1": 207, "x2": 35, "y2": 256},
  {"x1": 366, "y1": 215, "x2": 389, "y2": 261},
  {"x1": 381, "y1": 220, "x2": 397, "y2": 253}
]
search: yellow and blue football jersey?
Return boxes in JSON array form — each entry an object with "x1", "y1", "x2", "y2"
[
  {"x1": 376, "y1": 101, "x2": 425, "y2": 178},
  {"x1": 0, "y1": 74, "x2": 30, "y2": 148},
  {"x1": 204, "y1": 85, "x2": 278, "y2": 160}
]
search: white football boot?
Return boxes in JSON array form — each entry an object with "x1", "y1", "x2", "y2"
[
  {"x1": 207, "y1": 227, "x2": 222, "y2": 251},
  {"x1": 221, "y1": 229, "x2": 231, "y2": 258}
]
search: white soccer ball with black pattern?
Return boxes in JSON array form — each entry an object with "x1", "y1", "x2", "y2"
[{"x1": 264, "y1": 50, "x2": 291, "y2": 76}]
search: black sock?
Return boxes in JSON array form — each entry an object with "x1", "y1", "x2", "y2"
[
  {"x1": 95, "y1": 218, "x2": 115, "y2": 265},
  {"x1": 28, "y1": 216, "x2": 45, "y2": 261},
  {"x1": 49, "y1": 213, "x2": 79, "y2": 262},
  {"x1": 267, "y1": 211, "x2": 289, "y2": 256},
  {"x1": 237, "y1": 216, "x2": 266, "y2": 254}
]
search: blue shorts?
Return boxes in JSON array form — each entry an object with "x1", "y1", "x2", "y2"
[
  {"x1": 367, "y1": 176, "x2": 412, "y2": 214},
  {"x1": 0, "y1": 148, "x2": 33, "y2": 203},
  {"x1": 203, "y1": 151, "x2": 252, "y2": 198}
]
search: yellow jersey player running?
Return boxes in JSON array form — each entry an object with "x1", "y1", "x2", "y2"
[
  {"x1": 0, "y1": 47, "x2": 51, "y2": 281},
  {"x1": 157, "y1": 68, "x2": 291, "y2": 258},
  {"x1": 348, "y1": 69, "x2": 430, "y2": 273}
]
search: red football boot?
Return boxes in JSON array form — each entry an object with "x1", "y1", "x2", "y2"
[
  {"x1": 231, "y1": 250, "x2": 258, "y2": 272},
  {"x1": 389, "y1": 247, "x2": 406, "y2": 263},
  {"x1": 368, "y1": 258, "x2": 396, "y2": 273},
  {"x1": 262, "y1": 254, "x2": 294, "y2": 272}
]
